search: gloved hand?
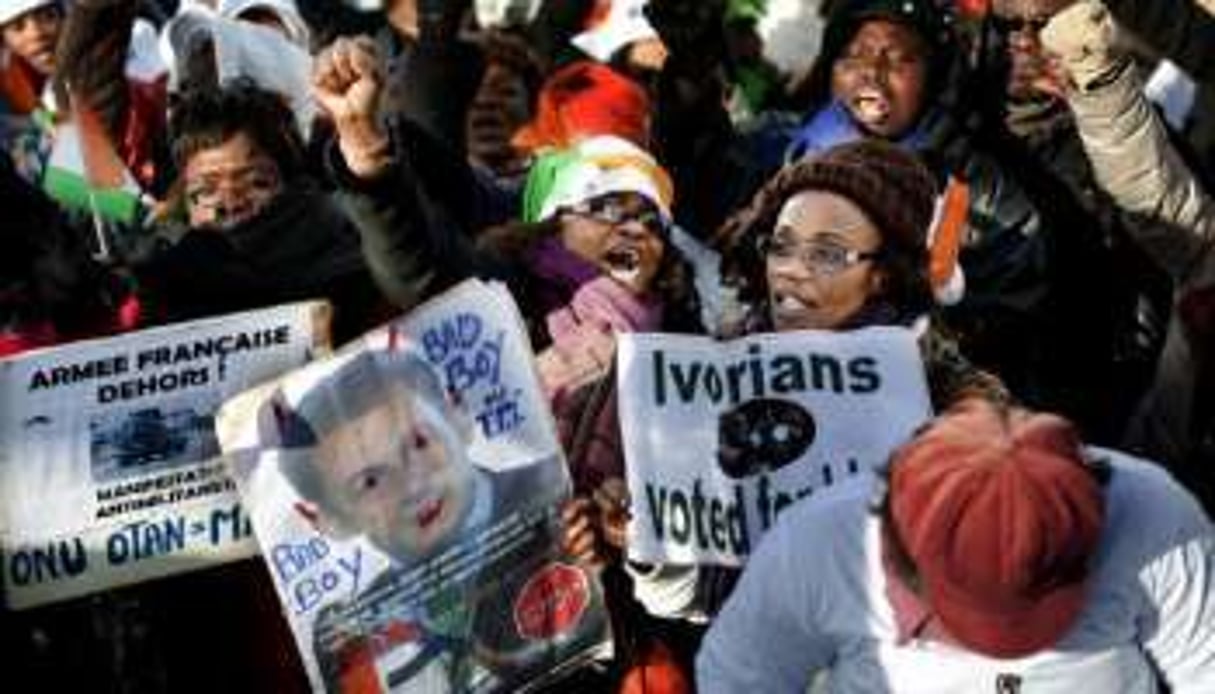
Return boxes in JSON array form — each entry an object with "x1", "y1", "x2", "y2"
[{"x1": 1040, "y1": 0, "x2": 1128, "y2": 92}]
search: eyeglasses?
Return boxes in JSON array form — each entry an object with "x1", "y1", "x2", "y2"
[
  {"x1": 569, "y1": 196, "x2": 669, "y2": 236},
  {"x1": 990, "y1": 14, "x2": 1052, "y2": 36},
  {"x1": 185, "y1": 161, "x2": 282, "y2": 221},
  {"x1": 759, "y1": 235, "x2": 883, "y2": 277}
]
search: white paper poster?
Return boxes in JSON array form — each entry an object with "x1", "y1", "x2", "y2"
[
  {"x1": 618, "y1": 326, "x2": 933, "y2": 566},
  {"x1": 0, "y1": 301, "x2": 331, "y2": 609},
  {"x1": 218, "y1": 281, "x2": 611, "y2": 693}
]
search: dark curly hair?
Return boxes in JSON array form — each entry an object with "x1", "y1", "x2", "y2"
[
  {"x1": 715, "y1": 154, "x2": 934, "y2": 332},
  {"x1": 168, "y1": 80, "x2": 305, "y2": 181}
]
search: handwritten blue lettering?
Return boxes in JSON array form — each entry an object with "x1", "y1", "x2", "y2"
[
  {"x1": 422, "y1": 313, "x2": 483, "y2": 364},
  {"x1": 476, "y1": 385, "x2": 525, "y2": 438},
  {"x1": 271, "y1": 536, "x2": 329, "y2": 584},
  {"x1": 338, "y1": 546, "x2": 364, "y2": 598},
  {"x1": 279, "y1": 537, "x2": 366, "y2": 616},
  {"x1": 422, "y1": 314, "x2": 505, "y2": 394}
]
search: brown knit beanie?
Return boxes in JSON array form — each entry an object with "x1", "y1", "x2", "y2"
[{"x1": 797, "y1": 140, "x2": 938, "y2": 254}]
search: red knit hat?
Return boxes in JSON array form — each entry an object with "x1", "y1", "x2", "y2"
[
  {"x1": 512, "y1": 61, "x2": 650, "y2": 153},
  {"x1": 888, "y1": 399, "x2": 1105, "y2": 658}
]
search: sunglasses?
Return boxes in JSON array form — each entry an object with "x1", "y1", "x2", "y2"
[{"x1": 990, "y1": 14, "x2": 1052, "y2": 35}]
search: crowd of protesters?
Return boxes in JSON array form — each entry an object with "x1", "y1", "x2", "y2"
[{"x1": 1, "y1": 0, "x2": 1213, "y2": 691}]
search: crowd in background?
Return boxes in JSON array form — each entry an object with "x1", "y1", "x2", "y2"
[{"x1": 1, "y1": 0, "x2": 1213, "y2": 691}]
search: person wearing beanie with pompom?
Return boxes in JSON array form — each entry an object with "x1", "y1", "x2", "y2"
[{"x1": 699, "y1": 397, "x2": 1215, "y2": 693}]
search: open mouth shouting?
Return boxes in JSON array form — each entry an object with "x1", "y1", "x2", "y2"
[
  {"x1": 850, "y1": 87, "x2": 893, "y2": 130},
  {"x1": 770, "y1": 289, "x2": 823, "y2": 331},
  {"x1": 602, "y1": 244, "x2": 645, "y2": 288}
]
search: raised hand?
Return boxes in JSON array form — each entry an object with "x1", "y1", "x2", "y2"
[
  {"x1": 312, "y1": 36, "x2": 391, "y2": 177},
  {"x1": 1040, "y1": 0, "x2": 1125, "y2": 92}
]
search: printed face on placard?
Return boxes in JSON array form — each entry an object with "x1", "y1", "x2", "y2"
[{"x1": 313, "y1": 389, "x2": 473, "y2": 561}]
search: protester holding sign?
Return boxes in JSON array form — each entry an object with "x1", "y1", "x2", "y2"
[
  {"x1": 567, "y1": 139, "x2": 1010, "y2": 688},
  {"x1": 1, "y1": 76, "x2": 394, "y2": 693},
  {"x1": 698, "y1": 397, "x2": 1215, "y2": 693},
  {"x1": 313, "y1": 34, "x2": 701, "y2": 489},
  {"x1": 620, "y1": 138, "x2": 1007, "y2": 567},
  {"x1": 314, "y1": 34, "x2": 706, "y2": 690}
]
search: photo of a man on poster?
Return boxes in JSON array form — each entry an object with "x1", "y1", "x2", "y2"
[{"x1": 267, "y1": 344, "x2": 602, "y2": 693}]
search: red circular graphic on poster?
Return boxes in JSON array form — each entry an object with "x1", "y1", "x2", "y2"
[{"x1": 513, "y1": 562, "x2": 590, "y2": 640}]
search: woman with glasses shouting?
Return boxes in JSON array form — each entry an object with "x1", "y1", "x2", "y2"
[{"x1": 717, "y1": 139, "x2": 1007, "y2": 412}]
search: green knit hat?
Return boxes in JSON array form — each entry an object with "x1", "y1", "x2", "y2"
[{"x1": 521, "y1": 136, "x2": 674, "y2": 224}]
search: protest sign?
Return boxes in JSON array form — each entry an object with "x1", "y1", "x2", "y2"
[
  {"x1": 218, "y1": 280, "x2": 611, "y2": 694},
  {"x1": 618, "y1": 327, "x2": 933, "y2": 566},
  {"x1": 0, "y1": 302, "x2": 330, "y2": 609}
]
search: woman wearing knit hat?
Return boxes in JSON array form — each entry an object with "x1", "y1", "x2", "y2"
[
  {"x1": 314, "y1": 35, "x2": 701, "y2": 349},
  {"x1": 568, "y1": 140, "x2": 1007, "y2": 693},
  {"x1": 318, "y1": 36, "x2": 703, "y2": 410},
  {"x1": 698, "y1": 396, "x2": 1215, "y2": 692},
  {"x1": 786, "y1": 0, "x2": 1130, "y2": 438},
  {"x1": 717, "y1": 138, "x2": 1006, "y2": 410}
]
